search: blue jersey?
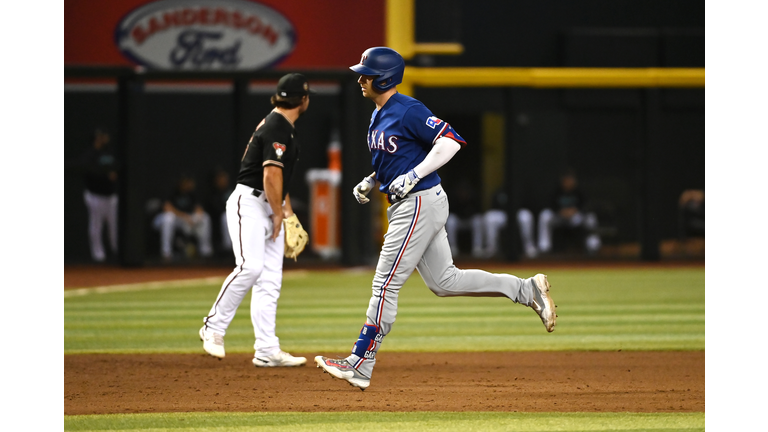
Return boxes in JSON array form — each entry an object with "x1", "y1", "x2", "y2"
[{"x1": 366, "y1": 93, "x2": 466, "y2": 194}]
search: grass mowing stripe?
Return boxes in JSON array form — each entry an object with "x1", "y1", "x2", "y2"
[
  {"x1": 65, "y1": 268, "x2": 704, "y2": 354},
  {"x1": 64, "y1": 277, "x2": 226, "y2": 298},
  {"x1": 64, "y1": 411, "x2": 705, "y2": 431}
]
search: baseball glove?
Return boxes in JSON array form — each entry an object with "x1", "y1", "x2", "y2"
[{"x1": 283, "y1": 214, "x2": 308, "y2": 261}]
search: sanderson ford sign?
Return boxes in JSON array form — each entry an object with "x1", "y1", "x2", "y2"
[{"x1": 115, "y1": 0, "x2": 296, "y2": 70}]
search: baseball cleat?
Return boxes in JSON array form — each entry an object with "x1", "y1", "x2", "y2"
[
  {"x1": 314, "y1": 356, "x2": 370, "y2": 391},
  {"x1": 199, "y1": 326, "x2": 225, "y2": 359},
  {"x1": 531, "y1": 274, "x2": 557, "y2": 332},
  {"x1": 253, "y1": 351, "x2": 307, "y2": 367}
]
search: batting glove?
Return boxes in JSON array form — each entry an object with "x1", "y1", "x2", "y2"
[
  {"x1": 353, "y1": 176, "x2": 376, "y2": 204},
  {"x1": 388, "y1": 169, "x2": 420, "y2": 199}
]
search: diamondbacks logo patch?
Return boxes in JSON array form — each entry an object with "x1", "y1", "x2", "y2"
[
  {"x1": 273, "y1": 142, "x2": 286, "y2": 159},
  {"x1": 426, "y1": 116, "x2": 443, "y2": 129}
]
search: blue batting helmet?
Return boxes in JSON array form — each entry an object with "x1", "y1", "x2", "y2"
[{"x1": 349, "y1": 47, "x2": 405, "y2": 91}]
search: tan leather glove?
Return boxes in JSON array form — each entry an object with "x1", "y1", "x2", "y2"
[{"x1": 283, "y1": 214, "x2": 308, "y2": 261}]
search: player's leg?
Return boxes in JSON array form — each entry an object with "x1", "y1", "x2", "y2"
[
  {"x1": 416, "y1": 192, "x2": 556, "y2": 331},
  {"x1": 445, "y1": 213, "x2": 461, "y2": 256},
  {"x1": 345, "y1": 194, "x2": 437, "y2": 379},
  {"x1": 191, "y1": 211, "x2": 213, "y2": 257},
  {"x1": 583, "y1": 212, "x2": 601, "y2": 253},
  {"x1": 154, "y1": 210, "x2": 179, "y2": 259},
  {"x1": 250, "y1": 219, "x2": 283, "y2": 357},
  {"x1": 201, "y1": 191, "x2": 266, "y2": 357},
  {"x1": 515, "y1": 208, "x2": 537, "y2": 258},
  {"x1": 318, "y1": 194, "x2": 435, "y2": 388},
  {"x1": 417, "y1": 227, "x2": 535, "y2": 304},
  {"x1": 220, "y1": 213, "x2": 232, "y2": 250},
  {"x1": 107, "y1": 194, "x2": 118, "y2": 254},
  {"x1": 537, "y1": 208, "x2": 556, "y2": 253},
  {"x1": 471, "y1": 214, "x2": 484, "y2": 257},
  {"x1": 418, "y1": 227, "x2": 556, "y2": 331},
  {"x1": 83, "y1": 191, "x2": 106, "y2": 262},
  {"x1": 251, "y1": 222, "x2": 306, "y2": 367},
  {"x1": 484, "y1": 209, "x2": 508, "y2": 257}
]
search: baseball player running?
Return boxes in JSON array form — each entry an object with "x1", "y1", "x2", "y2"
[
  {"x1": 315, "y1": 47, "x2": 557, "y2": 390},
  {"x1": 200, "y1": 73, "x2": 311, "y2": 367}
]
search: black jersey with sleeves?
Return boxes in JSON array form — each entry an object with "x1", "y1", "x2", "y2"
[{"x1": 236, "y1": 111, "x2": 299, "y2": 199}]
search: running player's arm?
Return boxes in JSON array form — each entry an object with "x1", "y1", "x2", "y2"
[
  {"x1": 405, "y1": 107, "x2": 466, "y2": 178},
  {"x1": 412, "y1": 137, "x2": 461, "y2": 178}
]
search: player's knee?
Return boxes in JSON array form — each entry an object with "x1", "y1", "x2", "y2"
[
  {"x1": 156, "y1": 211, "x2": 174, "y2": 225},
  {"x1": 425, "y1": 266, "x2": 461, "y2": 297},
  {"x1": 239, "y1": 261, "x2": 264, "y2": 281},
  {"x1": 430, "y1": 286, "x2": 452, "y2": 297},
  {"x1": 517, "y1": 209, "x2": 532, "y2": 224}
]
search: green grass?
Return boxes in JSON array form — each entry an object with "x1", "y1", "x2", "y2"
[
  {"x1": 63, "y1": 411, "x2": 705, "y2": 431},
  {"x1": 64, "y1": 267, "x2": 704, "y2": 354},
  {"x1": 63, "y1": 267, "x2": 705, "y2": 431}
]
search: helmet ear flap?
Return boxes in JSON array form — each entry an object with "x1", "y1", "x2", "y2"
[
  {"x1": 350, "y1": 47, "x2": 405, "y2": 91},
  {"x1": 375, "y1": 76, "x2": 393, "y2": 91}
]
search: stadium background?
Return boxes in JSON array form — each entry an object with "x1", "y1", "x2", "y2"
[
  {"x1": 64, "y1": 1, "x2": 705, "y2": 430},
  {"x1": 64, "y1": 0, "x2": 704, "y2": 267}
]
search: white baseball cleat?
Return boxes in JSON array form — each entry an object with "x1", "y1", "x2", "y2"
[
  {"x1": 531, "y1": 274, "x2": 557, "y2": 332},
  {"x1": 253, "y1": 351, "x2": 307, "y2": 367},
  {"x1": 199, "y1": 326, "x2": 225, "y2": 359},
  {"x1": 314, "y1": 356, "x2": 371, "y2": 390}
]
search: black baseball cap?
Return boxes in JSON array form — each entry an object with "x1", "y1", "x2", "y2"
[{"x1": 276, "y1": 73, "x2": 313, "y2": 98}]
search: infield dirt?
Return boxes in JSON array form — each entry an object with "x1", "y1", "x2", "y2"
[
  {"x1": 64, "y1": 264, "x2": 704, "y2": 416},
  {"x1": 65, "y1": 351, "x2": 703, "y2": 415}
]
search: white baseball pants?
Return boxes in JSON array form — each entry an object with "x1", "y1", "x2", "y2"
[
  {"x1": 153, "y1": 210, "x2": 213, "y2": 259},
  {"x1": 83, "y1": 190, "x2": 118, "y2": 262},
  {"x1": 203, "y1": 184, "x2": 286, "y2": 357},
  {"x1": 538, "y1": 209, "x2": 601, "y2": 253},
  {"x1": 483, "y1": 209, "x2": 508, "y2": 257},
  {"x1": 445, "y1": 213, "x2": 484, "y2": 257}
]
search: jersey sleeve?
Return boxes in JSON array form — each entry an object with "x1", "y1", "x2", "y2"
[
  {"x1": 403, "y1": 104, "x2": 467, "y2": 148},
  {"x1": 260, "y1": 128, "x2": 292, "y2": 169}
]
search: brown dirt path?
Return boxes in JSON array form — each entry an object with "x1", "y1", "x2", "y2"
[
  {"x1": 64, "y1": 263, "x2": 704, "y2": 415},
  {"x1": 64, "y1": 351, "x2": 703, "y2": 415}
]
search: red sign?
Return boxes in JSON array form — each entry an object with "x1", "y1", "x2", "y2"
[{"x1": 65, "y1": 0, "x2": 384, "y2": 69}]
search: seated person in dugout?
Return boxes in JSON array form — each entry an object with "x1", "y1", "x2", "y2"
[
  {"x1": 518, "y1": 169, "x2": 601, "y2": 256},
  {"x1": 152, "y1": 174, "x2": 213, "y2": 260}
]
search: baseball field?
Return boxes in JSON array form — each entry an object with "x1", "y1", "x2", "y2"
[{"x1": 64, "y1": 262, "x2": 705, "y2": 431}]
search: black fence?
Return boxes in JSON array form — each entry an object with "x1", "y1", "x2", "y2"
[{"x1": 65, "y1": 66, "x2": 703, "y2": 266}]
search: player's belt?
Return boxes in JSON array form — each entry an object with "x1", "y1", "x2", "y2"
[
  {"x1": 252, "y1": 189, "x2": 269, "y2": 203},
  {"x1": 234, "y1": 184, "x2": 268, "y2": 202},
  {"x1": 388, "y1": 184, "x2": 442, "y2": 204}
]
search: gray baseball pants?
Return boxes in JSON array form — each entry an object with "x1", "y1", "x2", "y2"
[{"x1": 347, "y1": 184, "x2": 538, "y2": 378}]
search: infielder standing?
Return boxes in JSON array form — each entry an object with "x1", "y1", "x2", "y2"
[
  {"x1": 78, "y1": 128, "x2": 119, "y2": 263},
  {"x1": 315, "y1": 47, "x2": 557, "y2": 390},
  {"x1": 200, "y1": 73, "x2": 311, "y2": 367}
]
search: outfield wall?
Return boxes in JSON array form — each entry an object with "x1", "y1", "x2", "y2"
[{"x1": 64, "y1": 0, "x2": 704, "y2": 266}]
